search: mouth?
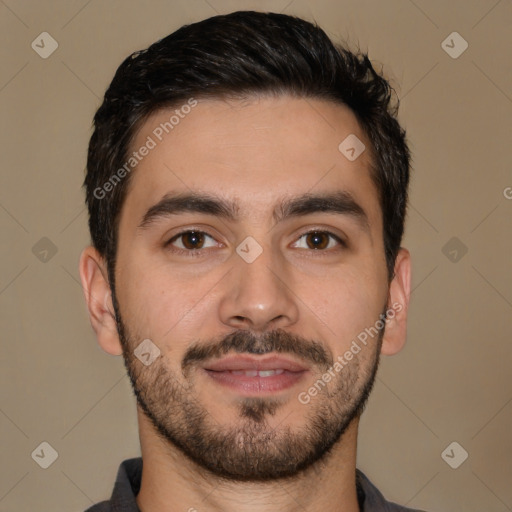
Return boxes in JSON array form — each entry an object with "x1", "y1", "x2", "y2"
[{"x1": 202, "y1": 354, "x2": 309, "y2": 395}]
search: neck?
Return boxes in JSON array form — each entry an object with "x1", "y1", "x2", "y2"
[{"x1": 135, "y1": 407, "x2": 361, "y2": 512}]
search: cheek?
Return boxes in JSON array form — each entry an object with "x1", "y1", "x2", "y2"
[
  {"x1": 297, "y1": 266, "x2": 384, "y2": 354},
  {"x1": 117, "y1": 255, "x2": 224, "y2": 349}
]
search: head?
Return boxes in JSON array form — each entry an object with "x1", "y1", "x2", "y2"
[{"x1": 80, "y1": 11, "x2": 411, "y2": 482}]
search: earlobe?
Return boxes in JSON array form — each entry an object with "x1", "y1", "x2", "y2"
[
  {"x1": 380, "y1": 247, "x2": 411, "y2": 356},
  {"x1": 78, "y1": 246, "x2": 123, "y2": 356}
]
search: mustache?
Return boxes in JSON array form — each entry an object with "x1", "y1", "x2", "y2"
[{"x1": 182, "y1": 328, "x2": 333, "y2": 372}]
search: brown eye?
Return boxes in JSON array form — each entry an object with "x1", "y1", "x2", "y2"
[
  {"x1": 305, "y1": 231, "x2": 330, "y2": 249},
  {"x1": 180, "y1": 231, "x2": 205, "y2": 249},
  {"x1": 166, "y1": 230, "x2": 218, "y2": 252},
  {"x1": 292, "y1": 230, "x2": 345, "y2": 251}
]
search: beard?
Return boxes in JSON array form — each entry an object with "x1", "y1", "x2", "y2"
[{"x1": 111, "y1": 289, "x2": 385, "y2": 482}]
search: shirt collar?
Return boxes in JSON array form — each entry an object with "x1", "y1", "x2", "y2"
[{"x1": 102, "y1": 457, "x2": 410, "y2": 512}]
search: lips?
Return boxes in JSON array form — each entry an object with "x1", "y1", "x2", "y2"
[
  {"x1": 203, "y1": 354, "x2": 308, "y2": 373},
  {"x1": 202, "y1": 354, "x2": 309, "y2": 395}
]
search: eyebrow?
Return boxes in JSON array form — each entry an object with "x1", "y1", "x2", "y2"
[{"x1": 137, "y1": 190, "x2": 371, "y2": 234}]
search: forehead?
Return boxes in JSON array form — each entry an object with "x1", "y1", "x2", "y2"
[{"x1": 121, "y1": 95, "x2": 381, "y2": 230}]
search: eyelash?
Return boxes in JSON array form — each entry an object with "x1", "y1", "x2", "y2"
[{"x1": 164, "y1": 228, "x2": 347, "y2": 257}]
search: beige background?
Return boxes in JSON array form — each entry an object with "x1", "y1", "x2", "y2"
[{"x1": 1, "y1": 0, "x2": 511, "y2": 511}]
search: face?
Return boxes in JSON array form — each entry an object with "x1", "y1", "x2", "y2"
[{"x1": 103, "y1": 95, "x2": 401, "y2": 481}]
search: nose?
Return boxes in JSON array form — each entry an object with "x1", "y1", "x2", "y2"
[{"x1": 217, "y1": 243, "x2": 299, "y2": 332}]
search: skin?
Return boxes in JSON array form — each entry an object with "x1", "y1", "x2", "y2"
[{"x1": 79, "y1": 95, "x2": 411, "y2": 512}]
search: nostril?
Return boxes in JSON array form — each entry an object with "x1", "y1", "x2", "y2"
[{"x1": 233, "y1": 315, "x2": 248, "y2": 324}]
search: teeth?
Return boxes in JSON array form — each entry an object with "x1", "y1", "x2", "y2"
[{"x1": 230, "y1": 369, "x2": 285, "y2": 377}]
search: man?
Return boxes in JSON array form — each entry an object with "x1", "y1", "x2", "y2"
[{"x1": 79, "y1": 10, "x2": 421, "y2": 512}]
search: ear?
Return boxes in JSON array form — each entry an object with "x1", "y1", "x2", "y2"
[
  {"x1": 78, "y1": 246, "x2": 123, "y2": 356},
  {"x1": 380, "y1": 247, "x2": 411, "y2": 356}
]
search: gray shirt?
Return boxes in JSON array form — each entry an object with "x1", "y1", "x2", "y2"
[{"x1": 84, "y1": 457, "x2": 426, "y2": 512}]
